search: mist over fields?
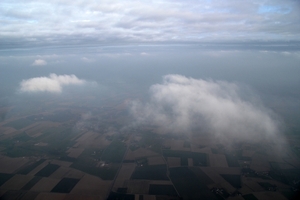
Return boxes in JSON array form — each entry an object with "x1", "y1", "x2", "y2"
[
  {"x1": 1, "y1": 45, "x2": 300, "y2": 138},
  {"x1": 0, "y1": 46, "x2": 299, "y2": 167}
]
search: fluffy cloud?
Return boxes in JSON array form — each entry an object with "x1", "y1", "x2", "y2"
[
  {"x1": 131, "y1": 74, "x2": 284, "y2": 144},
  {"x1": 20, "y1": 73, "x2": 86, "y2": 93},
  {"x1": 32, "y1": 59, "x2": 47, "y2": 66}
]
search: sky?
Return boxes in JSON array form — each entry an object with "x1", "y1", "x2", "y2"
[{"x1": 1, "y1": 0, "x2": 300, "y2": 49}]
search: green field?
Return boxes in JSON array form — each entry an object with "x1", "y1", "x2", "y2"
[
  {"x1": 131, "y1": 165, "x2": 169, "y2": 180},
  {"x1": 21, "y1": 176, "x2": 42, "y2": 190},
  {"x1": 169, "y1": 167, "x2": 217, "y2": 199},
  {"x1": 220, "y1": 174, "x2": 241, "y2": 188},
  {"x1": 149, "y1": 184, "x2": 178, "y2": 196},
  {"x1": 35, "y1": 163, "x2": 60, "y2": 177},
  {"x1": 101, "y1": 139, "x2": 126, "y2": 163},
  {"x1": 4, "y1": 118, "x2": 33, "y2": 130},
  {"x1": 242, "y1": 194, "x2": 258, "y2": 200},
  {"x1": 70, "y1": 148, "x2": 119, "y2": 180},
  {"x1": 51, "y1": 178, "x2": 80, "y2": 193},
  {"x1": 0, "y1": 173, "x2": 14, "y2": 186},
  {"x1": 17, "y1": 159, "x2": 46, "y2": 175}
]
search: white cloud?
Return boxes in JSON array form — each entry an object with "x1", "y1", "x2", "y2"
[
  {"x1": 81, "y1": 57, "x2": 94, "y2": 62},
  {"x1": 131, "y1": 74, "x2": 284, "y2": 145},
  {"x1": 32, "y1": 59, "x2": 47, "y2": 66},
  {"x1": 140, "y1": 52, "x2": 149, "y2": 56},
  {"x1": 20, "y1": 73, "x2": 86, "y2": 93}
]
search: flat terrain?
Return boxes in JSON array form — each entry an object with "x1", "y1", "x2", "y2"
[{"x1": 0, "y1": 102, "x2": 299, "y2": 200}]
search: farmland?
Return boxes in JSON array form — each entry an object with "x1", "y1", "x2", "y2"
[{"x1": 0, "y1": 98, "x2": 299, "y2": 200}]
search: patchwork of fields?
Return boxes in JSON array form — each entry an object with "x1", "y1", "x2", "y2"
[{"x1": 0, "y1": 104, "x2": 299, "y2": 200}]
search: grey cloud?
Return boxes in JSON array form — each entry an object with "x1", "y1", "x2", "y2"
[
  {"x1": 131, "y1": 74, "x2": 285, "y2": 146},
  {"x1": 0, "y1": 0, "x2": 299, "y2": 49}
]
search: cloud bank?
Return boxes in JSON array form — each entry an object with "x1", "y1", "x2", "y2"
[
  {"x1": 20, "y1": 73, "x2": 86, "y2": 93},
  {"x1": 131, "y1": 74, "x2": 284, "y2": 144},
  {"x1": 0, "y1": 0, "x2": 299, "y2": 49}
]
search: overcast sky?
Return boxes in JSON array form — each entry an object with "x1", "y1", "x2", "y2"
[{"x1": 1, "y1": 0, "x2": 300, "y2": 49}]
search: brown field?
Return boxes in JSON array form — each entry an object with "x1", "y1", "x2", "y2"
[
  {"x1": 64, "y1": 194, "x2": 103, "y2": 200},
  {"x1": 164, "y1": 139, "x2": 185, "y2": 151},
  {"x1": 0, "y1": 174, "x2": 34, "y2": 190},
  {"x1": 49, "y1": 167, "x2": 71, "y2": 179},
  {"x1": 75, "y1": 131, "x2": 95, "y2": 141},
  {"x1": 147, "y1": 156, "x2": 165, "y2": 165},
  {"x1": 242, "y1": 177, "x2": 264, "y2": 192},
  {"x1": 124, "y1": 149, "x2": 135, "y2": 161},
  {"x1": 133, "y1": 148, "x2": 159, "y2": 159},
  {"x1": 220, "y1": 180, "x2": 236, "y2": 193},
  {"x1": 167, "y1": 157, "x2": 181, "y2": 168},
  {"x1": 113, "y1": 163, "x2": 136, "y2": 190},
  {"x1": 0, "y1": 190, "x2": 7, "y2": 198},
  {"x1": 0, "y1": 130, "x2": 22, "y2": 141},
  {"x1": 200, "y1": 167, "x2": 227, "y2": 185},
  {"x1": 77, "y1": 131, "x2": 112, "y2": 148},
  {"x1": 212, "y1": 167, "x2": 240, "y2": 175},
  {"x1": 50, "y1": 160, "x2": 73, "y2": 167},
  {"x1": 252, "y1": 191, "x2": 288, "y2": 200},
  {"x1": 256, "y1": 178, "x2": 290, "y2": 190},
  {"x1": 250, "y1": 153, "x2": 270, "y2": 171},
  {"x1": 238, "y1": 184, "x2": 255, "y2": 195},
  {"x1": 88, "y1": 135, "x2": 111, "y2": 149},
  {"x1": 71, "y1": 174, "x2": 112, "y2": 197},
  {"x1": 30, "y1": 177, "x2": 60, "y2": 192},
  {"x1": 209, "y1": 154, "x2": 228, "y2": 167},
  {"x1": 2, "y1": 127, "x2": 17, "y2": 135},
  {"x1": 28, "y1": 160, "x2": 49, "y2": 175},
  {"x1": 192, "y1": 146, "x2": 212, "y2": 154},
  {"x1": 149, "y1": 180, "x2": 173, "y2": 185},
  {"x1": 64, "y1": 168, "x2": 85, "y2": 179},
  {"x1": 35, "y1": 192, "x2": 67, "y2": 200},
  {"x1": 20, "y1": 122, "x2": 43, "y2": 132},
  {"x1": 277, "y1": 162, "x2": 294, "y2": 169},
  {"x1": 125, "y1": 180, "x2": 149, "y2": 194},
  {"x1": 25, "y1": 121, "x2": 60, "y2": 137},
  {"x1": 125, "y1": 148, "x2": 159, "y2": 161},
  {"x1": 227, "y1": 196, "x2": 244, "y2": 200},
  {"x1": 67, "y1": 147, "x2": 85, "y2": 158},
  {"x1": 17, "y1": 191, "x2": 39, "y2": 200},
  {"x1": 188, "y1": 158, "x2": 193, "y2": 166},
  {"x1": 142, "y1": 195, "x2": 156, "y2": 200},
  {"x1": 0, "y1": 155, "x2": 30, "y2": 173}
]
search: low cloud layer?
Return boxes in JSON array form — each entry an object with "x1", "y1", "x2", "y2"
[
  {"x1": 20, "y1": 73, "x2": 86, "y2": 93},
  {"x1": 0, "y1": 0, "x2": 299, "y2": 49},
  {"x1": 131, "y1": 74, "x2": 284, "y2": 144}
]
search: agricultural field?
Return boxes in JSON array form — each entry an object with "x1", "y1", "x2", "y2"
[{"x1": 0, "y1": 101, "x2": 300, "y2": 200}]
